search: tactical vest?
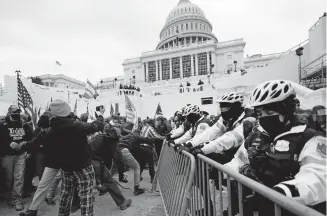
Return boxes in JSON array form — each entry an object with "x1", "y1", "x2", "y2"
[{"x1": 248, "y1": 126, "x2": 323, "y2": 187}]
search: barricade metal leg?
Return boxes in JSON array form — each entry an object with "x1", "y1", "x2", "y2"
[
  {"x1": 238, "y1": 182, "x2": 243, "y2": 216},
  {"x1": 218, "y1": 171, "x2": 224, "y2": 216},
  {"x1": 227, "y1": 176, "x2": 232, "y2": 216}
]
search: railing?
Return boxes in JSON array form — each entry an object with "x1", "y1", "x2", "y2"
[
  {"x1": 152, "y1": 141, "x2": 196, "y2": 216},
  {"x1": 267, "y1": 39, "x2": 309, "y2": 65},
  {"x1": 302, "y1": 54, "x2": 326, "y2": 78},
  {"x1": 196, "y1": 154, "x2": 324, "y2": 216},
  {"x1": 116, "y1": 89, "x2": 140, "y2": 96},
  {"x1": 154, "y1": 141, "x2": 324, "y2": 216}
]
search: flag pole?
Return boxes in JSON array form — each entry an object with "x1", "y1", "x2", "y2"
[{"x1": 15, "y1": 70, "x2": 21, "y2": 106}]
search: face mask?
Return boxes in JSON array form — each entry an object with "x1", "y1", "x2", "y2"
[
  {"x1": 10, "y1": 113, "x2": 21, "y2": 121},
  {"x1": 259, "y1": 115, "x2": 285, "y2": 137},
  {"x1": 221, "y1": 110, "x2": 234, "y2": 121}
]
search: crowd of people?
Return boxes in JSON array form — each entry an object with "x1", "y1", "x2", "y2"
[
  {"x1": 0, "y1": 101, "x2": 174, "y2": 216},
  {"x1": 119, "y1": 84, "x2": 140, "y2": 92},
  {"x1": 0, "y1": 79, "x2": 325, "y2": 216},
  {"x1": 166, "y1": 80, "x2": 326, "y2": 216}
]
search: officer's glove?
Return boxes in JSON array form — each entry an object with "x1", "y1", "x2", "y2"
[
  {"x1": 189, "y1": 144, "x2": 204, "y2": 152},
  {"x1": 178, "y1": 146, "x2": 190, "y2": 154},
  {"x1": 240, "y1": 164, "x2": 261, "y2": 183},
  {"x1": 168, "y1": 140, "x2": 175, "y2": 148},
  {"x1": 166, "y1": 134, "x2": 172, "y2": 141},
  {"x1": 183, "y1": 142, "x2": 192, "y2": 148},
  {"x1": 173, "y1": 143, "x2": 182, "y2": 151},
  {"x1": 191, "y1": 149, "x2": 204, "y2": 156}
]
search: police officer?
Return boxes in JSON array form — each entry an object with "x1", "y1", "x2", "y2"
[{"x1": 225, "y1": 80, "x2": 326, "y2": 215}]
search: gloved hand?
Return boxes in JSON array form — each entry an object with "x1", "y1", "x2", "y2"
[
  {"x1": 189, "y1": 144, "x2": 204, "y2": 152},
  {"x1": 166, "y1": 134, "x2": 172, "y2": 141},
  {"x1": 173, "y1": 143, "x2": 182, "y2": 151},
  {"x1": 178, "y1": 146, "x2": 190, "y2": 154},
  {"x1": 240, "y1": 164, "x2": 261, "y2": 182},
  {"x1": 10, "y1": 142, "x2": 19, "y2": 150},
  {"x1": 191, "y1": 149, "x2": 203, "y2": 156},
  {"x1": 183, "y1": 142, "x2": 193, "y2": 148},
  {"x1": 168, "y1": 140, "x2": 175, "y2": 147}
]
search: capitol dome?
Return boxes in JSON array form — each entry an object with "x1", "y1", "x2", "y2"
[{"x1": 157, "y1": 0, "x2": 218, "y2": 50}]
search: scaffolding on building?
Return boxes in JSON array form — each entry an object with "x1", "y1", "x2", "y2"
[{"x1": 300, "y1": 54, "x2": 326, "y2": 90}]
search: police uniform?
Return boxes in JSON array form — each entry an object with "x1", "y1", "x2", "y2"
[
  {"x1": 174, "y1": 116, "x2": 212, "y2": 145},
  {"x1": 226, "y1": 124, "x2": 326, "y2": 213}
]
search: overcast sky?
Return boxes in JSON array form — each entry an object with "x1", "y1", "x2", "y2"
[{"x1": 0, "y1": 0, "x2": 325, "y2": 84}]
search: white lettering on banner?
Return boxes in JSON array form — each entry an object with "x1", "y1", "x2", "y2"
[
  {"x1": 8, "y1": 128, "x2": 25, "y2": 141},
  {"x1": 275, "y1": 140, "x2": 290, "y2": 152}
]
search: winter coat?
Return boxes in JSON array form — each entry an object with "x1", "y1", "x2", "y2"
[
  {"x1": 43, "y1": 115, "x2": 104, "y2": 171},
  {"x1": 119, "y1": 132, "x2": 158, "y2": 154}
]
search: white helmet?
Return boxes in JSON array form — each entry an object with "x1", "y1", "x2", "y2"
[
  {"x1": 182, "y1": 105, "x2": 201, "y2": 116},
  {"x1": 217, "y1": 92, "x2": 244, "y2": 104},
  {"x1": 249, "y1": 80, "x2": 295, "y2": 107}
]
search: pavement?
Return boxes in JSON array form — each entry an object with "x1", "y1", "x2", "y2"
[{"x1": 0, "y1": 170, "x2": 166, "y2": 216}]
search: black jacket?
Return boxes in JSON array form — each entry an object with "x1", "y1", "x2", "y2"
[
  {"x1": 43, "y1": 116, "x2": 104, "y2": 171},
  {"x1": 0, "y1": 117, "x2": 33, "y2": 157},
  {"x1": 89, "y1": 129, "x2": 125, "y2": 172},
  {"x1": 119, "y1": 132, "x2": 158, "y2": 154}
]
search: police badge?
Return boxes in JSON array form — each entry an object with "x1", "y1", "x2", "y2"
[{"x1": 316, "y1": 138, "x2": 326, "y2": 158}]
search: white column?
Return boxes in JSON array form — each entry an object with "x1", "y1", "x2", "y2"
[
  {"x1": 207, "y1": 52, "x2": 210, "y2": 75},
  {"x1": 155, "y1": 60, "x2": 158, "y2": 81},
  {"x1": 145, "y1": 62, "x2": 148, "y2": 82},
  {"x1": 212, "y1": 52, "x2": 217, "y2": 74},
  {"x1": 191, "y1": 55, "x2": 194, "y2": 76},
  {"x1": 141, "y1": 63, "x2": 145, "y2": 82},
  {"x1": 169, "y1": 58, "x2": 173, "y2": 80},
  {"x1": 195, "y1": 54, "x2": 198, "y2": 76},
  {"x1": 159, "y1": 60, "x2": 162, "y2": 81},
  {"x1": 180, "y1": 56, "x2": 183, "y2": 78}
]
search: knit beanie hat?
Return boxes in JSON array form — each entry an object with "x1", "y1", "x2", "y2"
[
  {"x1": 80, "y1": 113, "x2": 88, "y2": 122},
  {"x1": 49, "y1": 99, "x2": 71, "y2": 117}
]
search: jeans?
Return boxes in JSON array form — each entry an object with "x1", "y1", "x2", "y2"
[
  {"x1": 121, "y1": 148, "x2": 141, "y2": 187},
  {"x1": 137, "y1": 146, "x2": 155, "y2": 180},
  {"x1": 29, "y1": 167, "x2": 61, "y2": 210},
  {"x1": 1, "y1": 153, "x2": 26, "y2": 204},
  {"x1": 59, "y1": 165, "x2": 96, "y2": 216},
  {"x1": 35, "y1": 152, "x2": 46, "y2": 178},
  {"x1": 91, "y1": 160, "x2": 126, "y2": 206}
]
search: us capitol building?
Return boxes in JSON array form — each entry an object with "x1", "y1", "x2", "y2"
[{"x1": 122, "y1": 0, "x2": 272, "y2": 85}]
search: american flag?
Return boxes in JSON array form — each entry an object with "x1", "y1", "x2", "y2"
[
  {"x1": 17, "y1": 76, "x2": 36, "y2": 127},
  {"x1": 125, "y1": 95, "x2": 138, "y2": 131},
  {"x1": 155, "y1": 103, "x2": 163, "y2": 116}
]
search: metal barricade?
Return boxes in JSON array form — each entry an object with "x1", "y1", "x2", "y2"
[
  {"x1": 152, "y1": 141, "x2": 196, "y2": 216},
  {"x1": 194, "y1": 154, "x2": 325, "y2": 216}
]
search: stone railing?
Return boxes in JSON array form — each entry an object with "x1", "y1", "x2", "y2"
[{"x1": 117, "y1": 89, "x2": 140, "y2": 97}]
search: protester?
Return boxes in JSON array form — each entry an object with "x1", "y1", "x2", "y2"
[
  {"x1": 89, "y1": 124, "x2": 132, "y2": 210},
  {"x1": 117, "y1": 129, "x2": 159, "y2": 195},
  {"x1": 0, "y1": 105, "x2": 33, "y2": 211}
]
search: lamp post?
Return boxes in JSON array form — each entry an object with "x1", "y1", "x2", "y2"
[
  {"x1": 295, "y1": 47, "x2": 304, "y2": 84},
  {"x1": 233, "y1": 61, "x2": 237, "y2": 72}
]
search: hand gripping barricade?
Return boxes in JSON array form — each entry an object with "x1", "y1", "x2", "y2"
[
  {"x1": 152, "y1": 140, "x2": 196, "y2": 216},
  {"x1": 152, "y1": 140, "x2": 324, "y2": 216}
]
